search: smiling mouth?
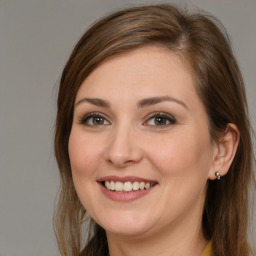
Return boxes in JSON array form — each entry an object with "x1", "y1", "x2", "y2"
[{"x1": 101, "y1": 181, "x2": 157, "y2": 192}]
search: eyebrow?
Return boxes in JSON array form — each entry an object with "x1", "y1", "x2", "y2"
[
  {"x1": 75, "y1": 96, "x2": 188, "y2": 109},
  {"x1": 137, "y1": 96, "x2": 188, "y2": 109},
  {"x1": 75, "y1": 98, "x2": 110, "y2": 108}
]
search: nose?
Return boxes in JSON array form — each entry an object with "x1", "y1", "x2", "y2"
[{"x1": 104, "y1": 124, "x2": 143, "y2": 168}]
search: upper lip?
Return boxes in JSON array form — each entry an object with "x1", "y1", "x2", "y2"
[{"x1": 97, "y1": 176, "x2": 158, "y2": 183}]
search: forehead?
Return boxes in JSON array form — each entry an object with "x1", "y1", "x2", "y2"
[{"x1": 75, "y1": 46, "x2": 199, "y2": 107}]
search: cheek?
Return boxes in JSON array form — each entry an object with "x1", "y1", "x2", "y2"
[
  {"x1": 146, "y1": 128, "x2": 213, "y2": 178},
  {"x1": 68, "y1": 129, "x2": 103, "y2": 214},
  {"x1": 145, "y1": 129, "x2": 212, "y2": 217},
  {"x1": 68, "y1": 130, "x2": 101, "y2": 178}
]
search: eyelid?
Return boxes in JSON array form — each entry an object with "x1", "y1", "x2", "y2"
[
  {"x1": 143, "y1": 112, "x2": 176, "y2": 126},
  {"x1": 78, "y1": 111, "x2": 176, "y2": 127},
  {"x1": 78, "y1": 112, "x2": 111, "y2": 125}
]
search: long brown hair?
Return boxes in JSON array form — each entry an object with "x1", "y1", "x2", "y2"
[{"x1": 54, "y1": 4, "x2": 255, "y2": 256}]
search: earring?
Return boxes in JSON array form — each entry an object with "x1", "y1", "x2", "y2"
[{"x1": 215, "y1": 171, "x2": 221, "y2": 180}]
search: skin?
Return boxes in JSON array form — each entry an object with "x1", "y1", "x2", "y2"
[{"x1": 68, "y1": 46, "x2": 239, "y2": 256}]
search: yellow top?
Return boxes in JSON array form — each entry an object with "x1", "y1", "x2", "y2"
[{"x1": 201, "y1": 242, "x2": 212, "y2": 256}]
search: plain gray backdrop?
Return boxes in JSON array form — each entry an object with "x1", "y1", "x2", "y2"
[{"x1": 1, "y1": 0, "x2": 255, "y2": 255}]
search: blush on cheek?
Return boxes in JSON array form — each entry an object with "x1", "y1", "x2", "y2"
[
  {"x1": 149, "y1": 137, "x2": 207, "y2": 178},
  {"x1": 69, "y1": 135, "x2": 101, "y2": 179},
  {"x1": 69, "y1": 152, "x2": 93, "y2": 176}
]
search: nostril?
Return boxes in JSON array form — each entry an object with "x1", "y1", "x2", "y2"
[
  {"x1": 106, "y1": 158, "x2": 136, "y2": 168},
  {"x1": 104, "y1": 135, "x2": 143, "y2": 167}
]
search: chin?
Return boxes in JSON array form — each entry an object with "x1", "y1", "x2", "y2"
[
  {"x1": 97, "y1": 214, "x2": 155, "y2": 238},
  {"x1": 104, "y1": 224, "x2": 151, "y2": 238}
]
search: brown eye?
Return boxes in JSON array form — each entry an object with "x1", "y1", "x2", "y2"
[
  {"x1": 145, "y1": 113, "x2": 176, "y2": 127},
  {"x1": 154, "y1": 117, "x2": 168, "y2": 125},
  {"x1": 92, "y1": 117, "x2": 105, "y2": 125},
  {"x1": 79, "y1": 113, "x2": 110, "y2": 126}
]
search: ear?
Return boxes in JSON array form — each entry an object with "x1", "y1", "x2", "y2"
[{"x1": 208, "y1": 123, "x2": 240, "y2": 180}]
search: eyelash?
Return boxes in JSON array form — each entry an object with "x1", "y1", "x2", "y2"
[
  {"x1": 144, "y1": 112, "x2": 176, "y2": 127},
  {"x1": 78, "y1": 112, "x2": 176, "y2": 127},
  {"x1": 78, "y1": 112, "x2": 110, "y2": 126}
]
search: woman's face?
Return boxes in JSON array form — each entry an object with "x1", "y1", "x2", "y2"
[{"x1": 69, "y1": 46, "x2": 217, "y2": 239}]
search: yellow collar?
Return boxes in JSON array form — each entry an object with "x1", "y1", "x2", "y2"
[{"x1": 201, "y1": 242, "x2": 212, "y2": 256}]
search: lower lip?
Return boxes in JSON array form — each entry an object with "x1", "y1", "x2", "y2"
[{"x1": 99, "y1": 183, "x2": 156, "y2": 202}]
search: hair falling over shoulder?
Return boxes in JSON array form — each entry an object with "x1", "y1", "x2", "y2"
[{"x1": 54, "y1": 4, "x2": 255, "y2": 256}]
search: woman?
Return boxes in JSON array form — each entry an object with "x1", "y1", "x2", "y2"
[{"x1": 54, "y1": 4, "x2": 255, "y2": 256}]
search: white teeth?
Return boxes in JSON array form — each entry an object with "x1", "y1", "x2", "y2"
[
  {"x1": 110, "y1": 181, "x2": 115, "y2": 190},
  {"x1": 132, "y1": 181, "x2": 140, "y2": 191},
  {"x1": 104, "y1": 181, "x2": 156, "y2": 192},
  {"x1": 115, "y1": 181, "x2": 123, "y2": 191},
  {"x1": 105, "y1": 181, "x2": 111, "y2": 190},
  {"x1": 145, "y1": 182, "x2": 150, "y2": 189},
  {"x1": 124, "y1": 182, "x2": 133, "y2": 192}
]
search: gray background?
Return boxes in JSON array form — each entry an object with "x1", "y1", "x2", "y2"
[{"x1": 1, "y1": 0, "x2": 255, "y2": 255}]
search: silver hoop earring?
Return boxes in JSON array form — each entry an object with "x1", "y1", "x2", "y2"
[{"x1": 215, "y1": 171, "x2": 221, "y2": 180}]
